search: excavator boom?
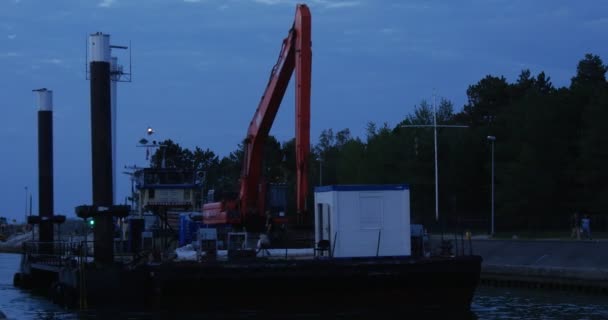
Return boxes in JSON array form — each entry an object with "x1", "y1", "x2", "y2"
[
  {"x1": 240, "y1": 4, "x2": 311, "y2": 224},
  {"x1": 203, "y1": 4, "x2": 311, "y2": 228}
]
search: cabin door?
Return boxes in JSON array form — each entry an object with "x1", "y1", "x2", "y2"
[{"x1": 317, "y1": 203, "x2": 331, "y2": 242}]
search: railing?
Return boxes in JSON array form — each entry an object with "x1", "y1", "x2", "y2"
[
  {"x1": 426, "y1": 231, "x2": 475, "y2": 257},
  {"x1": 22, "y1": 241, "x2": 82, "y2": 268},
  {"x1": 22, "y1": 239, "x2": 139, "y2": 268}
]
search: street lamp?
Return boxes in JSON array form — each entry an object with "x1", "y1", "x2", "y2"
[
  {"x1": 487, "y1": 135, "x2": 496, "y2": 236},
  {"x1": 138, "y1": 127, "x2": 168, "y2": 167}
]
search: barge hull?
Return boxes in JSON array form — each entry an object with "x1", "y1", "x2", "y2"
[{"x1": 126, "y1": 255, "x2": 481, "y2": 312}]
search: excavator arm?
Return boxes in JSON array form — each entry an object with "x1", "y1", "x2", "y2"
[{"x1": 239, "y1": 4, "x2": 311, "y2": 225}]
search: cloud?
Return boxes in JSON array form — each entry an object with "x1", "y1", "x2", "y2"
[
  {"x1": 584, "y1": 17, "x2": 608, "y2": 28},
  {"x1": 41, "y1": 58, "x2": 63, "y2": 65},
  {"x1": 142, "y1": 49, "x2": 205, "y2": 58},
  {"x1": 8, "y1": 34, "x2": 17, "y2": 40},
  {"x1": 194, "y1": 59, "x2": 214, "y2": 71},
  {"x1": 0, "y1": 52, "x2": 20, "y2": 58},
  {"x1": 252, "y1": 0, "x2": 361, "y2": 9},
  {"x1": 428, "y1": 48, "x2": 463, "y2": 61},
  {"x1": 546, "y1": 7, "x2": 570, "y2": 19},
  {"x1": 391, "y1": 3, "x2": 431, "y2": 10},
  {"x1": 318, "y1": 0, "x2": 360, "y2": 9},
  {"x1": 343, "y1": 29, "x2": 361, "y2": 36},
  {"x1": 180, "y1": 0, "x2": 361, "y2": 9},
  {"x1": 1, "y1": 23, "x2": 14, "y2": 31},
  {"x1": 253, "y1": 0, "x2": 296, "y2": 5},
  {"x1": 98, "y1": 0, "x2": 116, "y2": 8}
]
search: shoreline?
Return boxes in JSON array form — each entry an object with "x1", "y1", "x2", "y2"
[
  {"x1": 480, "y1": 264, "x2": 608, "y2": 294},
  {"x1": 0, "y1": 246, "x2": 22, "y2": 254}
]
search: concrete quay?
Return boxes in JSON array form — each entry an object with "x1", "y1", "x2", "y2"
[{"x1": 470, "y1": 239, "x2": 608, "y2": 294}]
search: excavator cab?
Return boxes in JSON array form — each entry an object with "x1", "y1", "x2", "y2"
[{"x1": 266, "y1": 183, "x2": 288, "y2": 222}]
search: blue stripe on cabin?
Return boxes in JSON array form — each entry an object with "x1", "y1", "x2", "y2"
[{"x1": 314, "y1": 184, "x2": 409, "y2": 192}]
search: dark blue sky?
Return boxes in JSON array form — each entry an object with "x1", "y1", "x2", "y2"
[{"x1": 1, "y1": 0, "x2": 607, "y2": 222}]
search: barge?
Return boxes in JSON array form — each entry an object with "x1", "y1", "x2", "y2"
[
  {"x1": 14, "y1": 244, "x2": 481, "y2": 312},
  {"x1": 149, "y1": 255, "x2": 482, "y2": 311}
]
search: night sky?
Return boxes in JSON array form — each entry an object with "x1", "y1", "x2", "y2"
[{"x1": 1, "y1": 0, "x2": 607, "y2": 221}]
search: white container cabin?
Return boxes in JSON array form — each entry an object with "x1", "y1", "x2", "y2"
[{"x1": 314, "y1": 184, "x2": 411, "y2": 258}]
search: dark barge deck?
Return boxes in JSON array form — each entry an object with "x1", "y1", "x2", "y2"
[
  {"x1": 149, "y1": 255, "x2": 482, "y2": 311},
  {"x1": 14, "y1": 242, "x2": 482, "y2": 312},
  {"x1": 76, "y1": 255, "x2": 482, "y2": 312}
]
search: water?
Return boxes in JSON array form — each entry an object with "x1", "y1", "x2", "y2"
[
  {"x1": 1, "y1": 253, "x2": 607, "y2": 319},
  {"x1": 0, "y1": 253, "x2": 72, "y2": 319},
  {"x1": 473, "y1": 287, "x2": 608, "y2": 320}
]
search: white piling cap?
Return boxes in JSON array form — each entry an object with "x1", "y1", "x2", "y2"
[
  {"x1": 89, "y1": 32, "x2": 111, "y2": 63},
  {"x1": 33, "y1": 88, "x2": 53, "y2": 111}
]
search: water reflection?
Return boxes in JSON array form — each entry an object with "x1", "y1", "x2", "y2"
[{"x1": 473, "y1": 286, "x2": 608, "y2": 320}]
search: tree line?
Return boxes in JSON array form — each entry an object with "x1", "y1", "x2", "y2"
[{"x1": 151, "y1": 54, "x2": 608, "y2": 232}]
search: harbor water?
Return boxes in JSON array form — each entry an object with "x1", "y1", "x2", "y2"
[{"x1": 1, "y1": 253, "x2": 607, "y2": 319}]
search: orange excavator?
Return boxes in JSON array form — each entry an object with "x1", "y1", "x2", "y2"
[{"x1": 202, "y1": 4, "x2": 311, "y2": 231}]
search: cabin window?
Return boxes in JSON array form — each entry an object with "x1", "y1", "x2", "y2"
[
  {"x1": 149, "y1": 189, "x2": 155, "y2": 199},
  {"x1": 359, "y1": 196, "x2": 382, "y2": 229},
  {"x1": 184, "y1": 190, "x2": 191, "y2": 200}
]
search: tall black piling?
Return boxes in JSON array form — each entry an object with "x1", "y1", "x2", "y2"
[
  {"x1": 34, "y1": 89, "x2": 54, "y2": 250},
  {"x1": 89, "y1": 32, "x2": 114, "y2": 265}
]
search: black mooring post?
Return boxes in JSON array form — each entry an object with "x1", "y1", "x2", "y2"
[
  {"x1": 90, "y1": 59, "x2": 114, "y2": 265},
  {"x1": 38, "y1": 110, "x2": 54, "y2": 251},
  {"x1": 33, "y1": 88, "x2": 62, "y2": 254}
]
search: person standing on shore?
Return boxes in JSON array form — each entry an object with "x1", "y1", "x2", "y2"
[
  {"x1": 570, "y1": 212, "x2": 580, "y2": 240},
  {"x1": 581, "y1": 214, "x2": 592, "y2": 240}
]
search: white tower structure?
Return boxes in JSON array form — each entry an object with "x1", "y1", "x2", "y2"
[{"x1": 87, "y1": 32, "x2": 131, "y2": 204}]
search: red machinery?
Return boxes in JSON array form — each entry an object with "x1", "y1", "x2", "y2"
[{"x1": 202, "y1": 4, "x2": 311, "y2": 230}]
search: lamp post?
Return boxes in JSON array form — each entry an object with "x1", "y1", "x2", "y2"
[
  {"x1": 319, "y1": 155, "x2": 323, "y2": 186},
  {"x1": 24, "y1": 186, "x2": 28, "y2": 223},
  {"x1": 199, "y1": 170, "x2": 207, "y2": 204},
  {"x1": 487, "y1": 135, "x2": 496, "y2": 236},
  {"x1": 400, "y1": 94, "x2": 468, "y2": 222}
]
